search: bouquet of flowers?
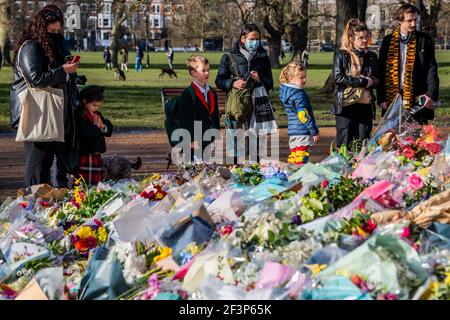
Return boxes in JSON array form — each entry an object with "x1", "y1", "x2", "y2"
[
  {"x1": 231, "y1": 164, "x2": 263, "y2": 186},
  {"x1": 70, "y1": 219, "x2": 108, "y2": 255}
]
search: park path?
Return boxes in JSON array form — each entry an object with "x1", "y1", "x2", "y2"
[
  {"x1": 1, "y1": 126, "x2": 448, "y2": 202},
  {"x1": 0, "y1": 128, "x2": 334, "y2": 202}
]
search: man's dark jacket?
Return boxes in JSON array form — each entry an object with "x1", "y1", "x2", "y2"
[{"x1": 377, "y1": 31, "x2": 439, "y2": 121}]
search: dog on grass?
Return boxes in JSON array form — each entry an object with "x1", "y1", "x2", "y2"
[
  {"x1": 159, "y1": 68, "x2": 177, "y2": 79},
  {"x1": 102, "y1": 155, "x2": 142, "y2": 180},
  {"x1": 114, "y1": 68, "x2": 126, "y2": 81}
]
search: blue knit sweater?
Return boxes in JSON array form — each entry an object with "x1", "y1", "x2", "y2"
[{"x1": 279, "y1": 84, "x2": 319, "y2": 137}]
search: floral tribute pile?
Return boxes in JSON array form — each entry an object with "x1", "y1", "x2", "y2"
[{"x1": 0, "y1": 123, "x2": 449, "y2": 300}]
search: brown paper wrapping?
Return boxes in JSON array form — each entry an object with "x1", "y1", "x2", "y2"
[{"x1": 371, "y1": 188, "x2": 450, "y2": 228}]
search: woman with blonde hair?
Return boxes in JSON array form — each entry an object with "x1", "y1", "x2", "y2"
[{"x1": 332, "y1": 18, "x2": 379, "y2": 148}]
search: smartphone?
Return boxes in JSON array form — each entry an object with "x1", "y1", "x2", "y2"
[
  {"x1": 71, "y1": 55, "x2": 81, "y2": 64},
  {"x1": 418, "y1": 95, "x2": 426, "y2": 106}
]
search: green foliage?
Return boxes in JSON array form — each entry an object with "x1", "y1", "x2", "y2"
[
  {"x1": 299, "y1": 187, "x2": 331, "y2": 223},
  {"x1": 78, "y1": 189, "x2": 117, "y2": 218},
  {"x1": 232, "y1": 164, "x2": 263, "y2": 186},
  {"x1": 325, "y1": 176, "x2": 367, "y2": 212}
]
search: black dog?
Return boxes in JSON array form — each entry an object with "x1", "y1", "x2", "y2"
[
  {"x1": 159, "y1": 68, "x2": 177, "y2": 79},
  {"x1": 114, "y1": 68, "x2": 126, "y2": 81},
  {"x1": 102, "y1": 156, "x2": 142, "y2": 180}
]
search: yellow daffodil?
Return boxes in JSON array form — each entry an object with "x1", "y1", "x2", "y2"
[
  {"x1": 152, "y1": 247, "x2": 173, "y2": 264},
  {"x1": 76, "y1": 226, "x2": 94, "y2": 239},
  {"x1": 305, "y1": 264, "x2": 327, "y2": 275},
  {"x1": 97, "y1": 227, "x2": 108, "y2": 243},
  {"x1": 445, "y1": 272, "x2": 450, "y2": 286}
]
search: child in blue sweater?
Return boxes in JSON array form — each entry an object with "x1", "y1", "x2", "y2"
[{"x1": 279, "y1": 63, "x2": 320, "y2": 165}]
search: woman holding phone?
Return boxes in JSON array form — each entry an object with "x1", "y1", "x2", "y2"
[
  {"x1": 332, "y1": 19, "x2": 379, "y2": 148},
  {"x1": 10, "y1": 4, "x2": 80, "y2": 187}
]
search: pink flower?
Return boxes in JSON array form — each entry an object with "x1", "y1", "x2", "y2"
[
  {"x1": 408, "y1": 173, "x2": 423, "y2": 190},
  {"x1": 321, "y1": 180, "x2": 329, "y2": 188},
  {"x1": 403, "y1": 137, "x2": 415, "y2": 145},
  {"x1": 400, "y1": 227, "x2": 411, "y2": 239}
]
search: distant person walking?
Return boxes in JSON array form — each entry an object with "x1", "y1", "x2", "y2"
[
  {"x1": 167, "y1": 46, "x2": 174, "y2": 69},
  {"x1": 103, "y1": 47, "x2": 112, "y2": 70},
  {"x1": 119, "y1": 48, "x2": 128, "y2": 72},
  {"x1": 135, "y1": 45, "x2": 143, "y2": 72},
  {"x1": 301, "y1": 49, "x2": 309, "y2": 67}
]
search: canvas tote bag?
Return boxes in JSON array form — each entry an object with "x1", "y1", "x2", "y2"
[{"x1": 15, "y1": 41, "x2": 65, "y2": 143}]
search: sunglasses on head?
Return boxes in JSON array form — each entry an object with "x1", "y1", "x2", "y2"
[{"x1": 44, "y1": 9, "x2": 63, "y2": 21}]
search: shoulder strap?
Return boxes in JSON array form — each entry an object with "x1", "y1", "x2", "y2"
[{"x1": 226, "y1": 53, "x2": 241, "y2": 79}]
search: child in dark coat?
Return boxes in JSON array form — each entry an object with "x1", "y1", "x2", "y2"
[
  {"x1": 176, "y1": 55, "x2": 221, "y2": 162},
  {"x1": 279, "y1": 63, "x2": 320, "y2": 165},
  {"x1": 75, "y1": 85, "x2": 113, "y2": 185}
]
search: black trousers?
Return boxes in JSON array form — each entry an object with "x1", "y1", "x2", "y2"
[
  {"x1": 335, "y1": 103, "x2": 373, "y2": 148},
  {"x1": 24, "y1": 142, "x2": 69, "y2": 188}
]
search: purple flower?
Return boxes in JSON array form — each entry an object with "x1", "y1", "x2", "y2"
[{"x1": 291, "y1": 215, "x2": 302, "y2": 225}]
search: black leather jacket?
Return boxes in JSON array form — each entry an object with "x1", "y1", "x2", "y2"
[
  {"x1": 10, "y1": 39, "x2": 78, "y2": 147},
  {"x1": 332, "y1": 49, "x2": 379, "y2": 115},
  {"x1": 215, "y1": 42, "x2": 274, "y2": 93}
]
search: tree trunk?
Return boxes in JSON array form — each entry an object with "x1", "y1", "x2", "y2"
[
  {"x1": 417, "y1": 0, "x2": 441, "y2": 38},
  {"x1": 0, "y1": 0, "x2": 10, "y2": 65},
  {"x1": 263, "y1": 13, "x2": 283, "y2": 68},
  {"x1": 111, "y1": 1, "x2": 126, "y2": 68},
  {"x1": 285, "y1": 0, "x2": 309, "y2": 63},
  {"x1": 321, "y1": 0, "x2": 365, "y2": 93}
]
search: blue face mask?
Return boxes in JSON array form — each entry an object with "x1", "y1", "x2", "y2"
[{"x1": 245, "y1": 40, "x2": 259, "y2": 53}]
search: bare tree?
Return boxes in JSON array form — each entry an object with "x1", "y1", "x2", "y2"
[
  {"x1": 415, "y1": 0, "x2": 448, "y2": 39},
  {"x1": 0, "y1": 0, "x2": 10, "y2": 65},
  {"x1": 262, "y1": 0, "x2": 286, "y2": 68},
  {"x1": 229, "y1": 0, "x2": 260, "y2": 25},
  {"x1": 285, "y1": 0, "x2": 310, "y2": 63},
  {"x1": 111, "y1": 0, "x2": 137, "y2": 67}
]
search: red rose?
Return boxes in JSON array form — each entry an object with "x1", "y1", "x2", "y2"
[
  {"x1": 74, "y1": 236, "x2": 98, "y2": 253},
  {"x1": 321, "y1": 180, "x2": 329, "y2": 188},
  {"x1": 401, "y1": 145, "x2": 415, "y2": 160},
  {"x1": 424, "y1": 143, "x2": 441, "y2": 155},
  {"x1": 362, "y1": 219, "x2": 377, "y2": 233}
]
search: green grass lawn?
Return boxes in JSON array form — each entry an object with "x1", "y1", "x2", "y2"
[{"x1": 0, "y1": 50, "x2": 449, "y2": 130}]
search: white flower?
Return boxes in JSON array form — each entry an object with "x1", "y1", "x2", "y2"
[{"x1": 123, "y1": 254, "x2": 146, "y2": 285}]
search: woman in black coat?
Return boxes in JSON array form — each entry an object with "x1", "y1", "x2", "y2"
[
  {"x1": 332, "y1": 19, "x2": 379, "y2": 148},
  {"x1": 10, "y1": 4, "x2": 80, "y2": 187},
  {"x1": 215, "y1": 23, "x2": 273, "y2": 128},
  {"x1": 215, "y1": 23, "x2": 273, "y2": 162}
]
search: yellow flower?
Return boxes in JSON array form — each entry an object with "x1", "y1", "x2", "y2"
[
  {"x1": 155, "y1": 192, "x2": 164, "y2": 200},
  {"x1": 152, "y1": 247, "x2": 172, "y2": 264},
  {"x1": 97, "y1": 227, "x2": 108, "y2": 243},
  {"x1": 417, "y1": 167, "x2": 430, "y2": 178},
  {"x1": 304, "y1": 264, "x2": 327, "y2": 275},
  {"x1": 194, "y1": 193, "x2": 205, "y2": 201},
  {"x1": 445, "y1": 272, "x2": 450, "y2": 286},
  {"x1": 186, "y1": 242, "x2": 200, "y2": 256},
  {"x1": 74, "y1": 186, "x2": 83, "y2": 205},
  {"x1": 76, "y1": 226, "x2": 94, "y2": 239}
]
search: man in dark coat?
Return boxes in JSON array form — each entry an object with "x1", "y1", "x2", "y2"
[{"x1": 377, "y1": 3, "x2": 439, "y2": 124}]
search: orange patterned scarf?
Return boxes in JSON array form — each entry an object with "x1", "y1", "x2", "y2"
[{"x1": 385, "y1": 29, "x2": 416, "y2": 109}]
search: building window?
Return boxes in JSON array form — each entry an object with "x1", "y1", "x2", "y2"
[
  {"x1": 104, "y1": 32, "x2": 110, "y2": 40},
  {"x1": 154, "y1": 19, "x2": 159, "y2": 27},
  {"x1": 152, "y1": 5, "x2": 160, "y2": 13},
  {"x1": 381, "y1": 9, "x2": 386, "y2": 22},
  {"x1": 103, "y1": 18, "x2": 109, "y2": 27}
]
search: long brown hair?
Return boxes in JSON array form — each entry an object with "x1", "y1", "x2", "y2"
[
  {"x1": 13, "y1": 4, "x2": 64, "y2": 63},
  {"x1": 340, "y1": 18, "x2": 369, "y2": 52}
]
